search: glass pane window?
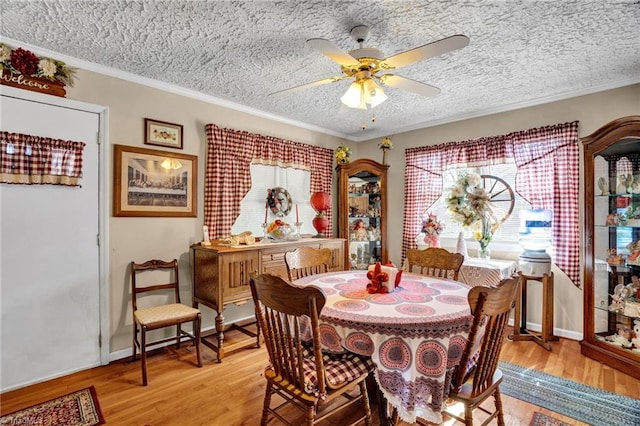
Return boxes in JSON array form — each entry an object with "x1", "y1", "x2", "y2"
[{"x1": 428, "y1": 163, "x2": 531, "y2": 244}]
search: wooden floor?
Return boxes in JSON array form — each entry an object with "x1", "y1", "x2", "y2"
[{"x1": 1, "y1": 328, "x2": 639, "y2": 425}]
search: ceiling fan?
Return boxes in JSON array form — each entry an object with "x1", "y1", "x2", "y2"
[{"x1": 270, "y1": 25, "x2": 469, "y2": 110}]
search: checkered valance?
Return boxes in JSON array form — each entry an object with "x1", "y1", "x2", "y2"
[
  {"x1": 204, "y1": 124, "x2": 333, "y2": 238},
  {"x1": 0, "y1": 131, "x2": 85, "y2": 186},
  {"x1": 403, "y1": 121, "x2": 581, "y2": 287}
]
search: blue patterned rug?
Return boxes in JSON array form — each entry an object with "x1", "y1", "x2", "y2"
[{"x1": 499, "y1": 361, "x2": 640, "y2": 426}]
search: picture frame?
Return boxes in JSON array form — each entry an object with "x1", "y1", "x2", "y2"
[
  {"x1": 113, "y1": 144, "x2": 197, "y2": 217},
  {"x1": 144, "y1": 118, "x2": 183, "y2": 149}
]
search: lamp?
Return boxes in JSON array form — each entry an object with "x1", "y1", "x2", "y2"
[
  {"x1": 518, "y1": 208, "x2": 553, "y2": 277},
  {"x1": 160, "y1": 158, "x2": 183, "y2": 170},
  {"x1": 340, "y1": 71, "x2": 388, "y2": 110},
  {"x1": 310, "y1": 191, "x2": 331, "y2": 238}
]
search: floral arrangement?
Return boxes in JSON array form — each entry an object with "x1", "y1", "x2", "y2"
[
  {"x1": 446, "y1": 172, "x2": 487, "y2": 226},
  {"x1": 446, "y1": 172, "x2": 499, "y2": 253},
  {"x1": 0, "y1": 43, "x2": 76, "y2": 87},
  {"x1": 335, "y1": 145, "x2": 351, "y2": 164},
  {"x1": 421, "y1": 212, "x2": 444, "y2": 235},
  {"x1": 379, "y1": 137, "x2": 393, "y2": 150}
]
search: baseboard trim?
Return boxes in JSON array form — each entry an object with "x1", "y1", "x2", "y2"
[{"x1": 109, "y1": 316, "x2": 256, "y2": 362}]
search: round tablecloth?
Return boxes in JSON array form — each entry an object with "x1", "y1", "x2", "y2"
[{"x1": 296, "y1": 271, "x2": 473, "y2": 424}]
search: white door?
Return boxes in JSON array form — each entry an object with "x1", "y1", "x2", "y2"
[{"x1": 0, "y1": 88, "x2": 105, "y2": 391}]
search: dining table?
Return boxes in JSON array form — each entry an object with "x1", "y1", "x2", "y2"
[{"x1": 295, "y1": 270, "x2": 473, "y2": 424}]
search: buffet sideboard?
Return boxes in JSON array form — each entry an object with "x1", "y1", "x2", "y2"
[{"x1": 190, "y1": 238, "x2": 346, "y2": 361}]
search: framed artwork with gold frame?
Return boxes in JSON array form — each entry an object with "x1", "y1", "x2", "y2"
[{"x1": 113, "y1": 144, "x2": 196, "y2": 217}]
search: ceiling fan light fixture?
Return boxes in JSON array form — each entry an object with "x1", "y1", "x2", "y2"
[
  {"x1": 363, "y1": 78, "x2": 388, "y2": 108},
  {"x1": 341, "y1": 81, "x2": 367, "y2": 109},
  {"x1": 341, "y1": 77, "x2": 388, "y2": 110}
]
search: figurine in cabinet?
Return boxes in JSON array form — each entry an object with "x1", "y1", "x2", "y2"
[
  {"x1": 606, "y1": 213, "x2": 622, "y2": 226},
  {"x1": 606, "y1": 248, "x2": 625, "y2": 266},
  {"x1": 627, "y1": 240, "x2": 640, "y2": 265},
  {"x1": 617, "y1": 173, "x2": 633, "y2": 194},
  {"x1": 632, "y1": 320, "x2": 640, "y2": 349},
  {"x1": 597, "y1": 177, "x2": 610, "y2": 195},
  {"x1": 353, "y1": 219, "x2": 368, "y2": 241}
]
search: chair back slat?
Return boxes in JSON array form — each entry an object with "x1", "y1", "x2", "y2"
[
  {"x1": 250, "y1": 273, "x2": 327, "y2": 395},
  {"x1": 285, "y1": 247, "x2": 332, "y2": 281},
  {"x1": 131, "y1": 259, "x2": 181, "y2": 311},
  {"x1": 406, "y1": 248, "x2": 464, "y2": 281},
  {"x1": 451, "y1": 277, "x2": 518, "y2": 396}
]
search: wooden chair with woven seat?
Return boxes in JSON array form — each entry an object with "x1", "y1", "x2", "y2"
[
  {"x1": 284, "y1": 246, "x2": 332, "y2": 281},
  {"x1": 249, "y1": 273, "x2": 373, "y2": 426},
  {"x1": 406, "y1": 247, "x2": 464, "y2": 281},
  {"x1": 430, "y1": 277, "x2": 519, "y2": 426},
  {"x1": 130, "y1": 259, "x2": 202, "y2": 386}
]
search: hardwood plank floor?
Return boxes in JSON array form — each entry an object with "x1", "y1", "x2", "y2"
[{"x1": 1, "y1": 328, "x2": 638, "y2": 425}]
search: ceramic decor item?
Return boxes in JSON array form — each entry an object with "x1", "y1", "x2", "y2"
[{"x1": 456, "y1": 231, "x2": 468, "y2": 258}]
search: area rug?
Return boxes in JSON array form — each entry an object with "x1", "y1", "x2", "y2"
[
  {"x1": 529, "y1": 411, "x2": 571, "y2": 426},
  {"x1": 499, "y1": 361, "x2": 640, "y2": 426},
  {"x1": 0, "y1": 386, "x2": 105, "y2": 426}
]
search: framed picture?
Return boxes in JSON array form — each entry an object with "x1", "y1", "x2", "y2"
[
  {"x1": 144, "y1": 118, "x2": 183, "y2": 149},
  {"x1": 113, "y1": 144, "x2": 197, "y2": 217}
]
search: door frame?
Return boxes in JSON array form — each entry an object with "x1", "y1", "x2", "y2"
[{"x1": 1, "y1": 86, "x2": 110, "y2": 365}]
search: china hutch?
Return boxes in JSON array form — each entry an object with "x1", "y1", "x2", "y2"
[
  {"x1": 581, "y1": 116, "x2": 640, "y2": 379},
  {"x1": 336, "y1": 159, "x2": 389, "y2": 269}
]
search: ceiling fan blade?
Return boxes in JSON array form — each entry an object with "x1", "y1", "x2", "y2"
[
  {"x1": 379, "y1": 74, "x2": 441, "y2": 97},
  {"x1": 381, "y1": 34, "x2": 470, "y2": 69},
  {"x1": 269, "y1": 76, "x2": 345, "y2": 97},
  {"x1": 306, "y1": 38, "x2": 360, "y2": 67}
]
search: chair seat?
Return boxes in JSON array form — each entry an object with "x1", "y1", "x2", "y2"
[
  {"x1": 300, "y1": 350, "x2": 373, "y2": 391},
  {"x1": 134, "y1": 303, "x2": 200, "y2": 326},
  {"x1": 450, "y1": 363, "x2": 503, "y2": 402}
]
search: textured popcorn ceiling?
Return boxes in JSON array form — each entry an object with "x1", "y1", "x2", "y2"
[{"x1": 1, "y1": 1, "x2": 639, "y2": 141}]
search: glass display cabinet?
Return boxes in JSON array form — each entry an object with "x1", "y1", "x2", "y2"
[
  {"x1": 336, "y1": 159, "x2": 389, "y2": 269},
  {"x1": 581, "y1": 116, "x2": 640, "y2": 379}
]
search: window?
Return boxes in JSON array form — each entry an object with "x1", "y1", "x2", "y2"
[
  {"x1": 429, "y1": 163, "x2": 531, "y2": 244},
  {"x1": 231, "y1": 164, "x2": 313, "y2": 237},
  {"x1": 403, "y1": 121, "x2": 581, "y2": 287}
]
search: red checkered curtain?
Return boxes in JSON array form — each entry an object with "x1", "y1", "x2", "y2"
[
  {"x1": 512, "y1": 121, "x2": 580, "y2": 287},
  {"x1": 403, "y1": 138, "x2": 509, "y2": 262},
  {"x1": 204, "y1": 124, "x2": 333, "y2": 238},
  {"x1": 403, "y1": 121, "x2": 580, "y2": 287},
  {"x1": 0, "y1": 131, "x2": 85, "y2": 186}
]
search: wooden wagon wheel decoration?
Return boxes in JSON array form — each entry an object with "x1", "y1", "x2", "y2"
[{"x1": 479, "y1": 174, "x2": 515, "y2": 225}]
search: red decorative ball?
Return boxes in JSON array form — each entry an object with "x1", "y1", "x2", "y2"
[
  {"x1": 310, "y1": 192, "x2": 331, "y2": 212},
  {"x1": 312, "y1": 215, "x2": 329, "y2": 237}
]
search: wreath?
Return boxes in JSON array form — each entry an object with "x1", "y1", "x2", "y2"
[{"x1": 266, "y1": 187, "x2": 292, "y2": 217}]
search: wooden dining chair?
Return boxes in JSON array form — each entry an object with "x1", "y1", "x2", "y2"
[
  {"x1": 284, "y1": 246, "x2": 332, "y2": 281},
  {"x1": 437, "y1": 277, "x2": 519, "y2": 426},
  {"x1": 406, "y1": 247, "x2": 464, "y2": 281},
  {"x1": 249, "y1": 273, "x2": 373, "y2": 426},
  {"x1": 130, "y1": 259, "x2": 202, "y2": 386}
]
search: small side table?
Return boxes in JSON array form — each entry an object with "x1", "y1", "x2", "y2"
[{"x1": 509, "y1": 272, "x2": 558, "y2": 350}]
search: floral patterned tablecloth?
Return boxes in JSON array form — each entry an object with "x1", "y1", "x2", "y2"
[{"x1": 295, "y1": 271, "x2": 473, "y2": 424}]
